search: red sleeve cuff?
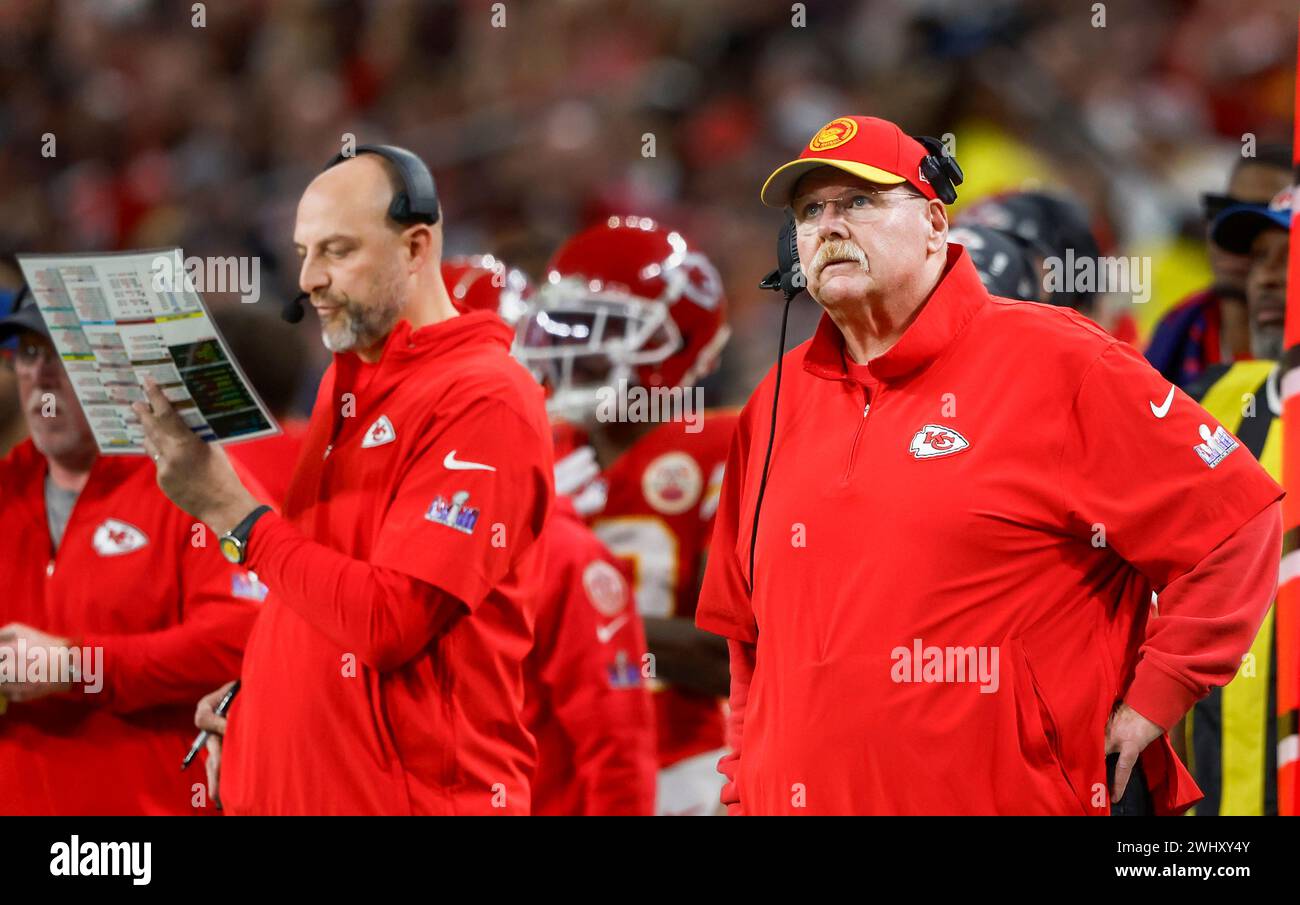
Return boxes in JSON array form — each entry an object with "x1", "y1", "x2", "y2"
[
  {"x1": 1124, "y1": 659, "x2": 1200, "y2": 731},
  {"x1": 695, "y1": 608, "x2": 758, "y2": 644}
]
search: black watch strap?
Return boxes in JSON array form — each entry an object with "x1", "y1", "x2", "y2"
[
  {"x1": 220, "y1": 505, "x2": 272, "y2": 564},
  {"x1": 231, "y1": 505, "x2": 272, "y2": 540}
]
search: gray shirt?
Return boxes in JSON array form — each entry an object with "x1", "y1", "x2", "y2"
[{"x1": 44, "y1": 475, "x2": 79, "y2": 550}]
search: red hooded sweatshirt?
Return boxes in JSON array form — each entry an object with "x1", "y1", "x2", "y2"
[{"x1": 221, "y1": 312, "x2": 554, "y2": 815}]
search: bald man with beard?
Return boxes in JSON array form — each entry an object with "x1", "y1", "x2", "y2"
[{"x1": 141, "y1": 148, "x2": 555, "y2": 815}]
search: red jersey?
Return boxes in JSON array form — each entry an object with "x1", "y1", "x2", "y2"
[
  {"x1": 222, "y1": 312, "x2": 554, "y2": 815},
  {"x1": 698, "y1": 245, "x2": 1283, "y2": 815},
  {"x1": 227, "y1": 416, "x2": 310, "y2": 508},
  {"x1": 523, "y1": 497, "x2": 657, "y2": 815},
  {"x1": 561, "y1": 413, "x2": 737, "y2": 768},
  {"x1": 0, "y1": 440, "x2": 261, "y2": 815}
]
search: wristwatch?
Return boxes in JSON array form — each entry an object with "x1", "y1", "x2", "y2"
[{"x1": 219, "y1": 505, "x2": 272, "y2": 565}]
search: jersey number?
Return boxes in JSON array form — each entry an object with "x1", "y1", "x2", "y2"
[{"x1": 593, "y1": 516, "x2": 680, "y2": 619}]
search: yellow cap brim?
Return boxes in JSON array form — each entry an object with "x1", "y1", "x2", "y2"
[{"x1": 759, "y1": 158, "x2": 907, "y2": 208}]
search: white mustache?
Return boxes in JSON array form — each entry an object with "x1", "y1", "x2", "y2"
[{"x1": 811, "y1": 240, "x2": 869, "y2": 279}]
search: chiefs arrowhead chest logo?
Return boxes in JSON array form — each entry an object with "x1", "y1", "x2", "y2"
[
  {"x1": 361, "y1": 414, "x2": 396, "y2": 448},
  {"x1": 908, "y1": 424, "x2": 970, "y2": 459},
  {"x1": 92, "y1": 518, "x2": 149, "y2": 556}
]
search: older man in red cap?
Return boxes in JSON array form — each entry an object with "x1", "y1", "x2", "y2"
[{"x1": 696, "y1": 115, "x2": 1284, "y2": 815}]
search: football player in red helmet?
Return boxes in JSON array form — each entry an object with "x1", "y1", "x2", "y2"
[
  {"x1": 441, "y1": 254, "x2": 657, "y2": 815},
  {"x1": 516, "y1": 216, "x2": 738, "y2": 816},
  {"x1": 440, "y1": 255, "x2": 533, "y2": 325}
]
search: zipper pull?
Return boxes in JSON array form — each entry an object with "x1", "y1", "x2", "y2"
[
  {"x1": 863, "y1": 403, "x2": 870, "y2": 417},
  {"x1": 323, "y1": 443, "x2": 334, "y2": 460}
]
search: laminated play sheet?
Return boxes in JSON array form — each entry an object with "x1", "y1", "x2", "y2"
[{"x1": 17, "y1": 249, "x2": 279, "y2": 454}]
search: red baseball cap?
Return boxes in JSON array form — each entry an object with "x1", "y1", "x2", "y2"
[{"x1": 760, "y1": 115, "x2": 937, "y2": 207}]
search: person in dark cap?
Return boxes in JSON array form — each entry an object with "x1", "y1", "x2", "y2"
[
  {"x1": 1207, "y1": 186, "x2": 1292, "y2": 363},
  {"x1": 1144, "y1": 147, "x2": 1292, "y2": 388},
  {"x1": 0, "y1": 289, "x2": 260, "y2": 814},
  {"x1": 0, "y1": 287, "x2": 34, "y2": 455},
  {"x1": 1178, "y1": 184, "x2": 1293, "y2": 815}
]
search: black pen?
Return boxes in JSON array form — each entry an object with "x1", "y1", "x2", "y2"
[{"x1": 182, "y1": 680, "x2": 240, "y2": 771}]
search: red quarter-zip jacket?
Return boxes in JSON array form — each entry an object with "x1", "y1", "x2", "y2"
[
  {"x1": 0, "y1": 441, "x2": 262, "y2": 815},
  {"x1": 697, "y1": 244, "x2": 1282, "y2": 815},
  {"x1": 221, "y1": 311, "x2": 554, "y2": 815}
]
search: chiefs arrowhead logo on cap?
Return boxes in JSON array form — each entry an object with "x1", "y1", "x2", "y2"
[
  {"x1": 909, "y1": 424, "x2": 970, "y2": 460},
  {"x1": 1268, "y1": 185, "x2": 1294, "y2": 212},
  {"x1": 808, "y1": 117, "x2": 859, "y2": 152},
  {"x1": 760, "y1": 114, "x2": 936, "y2": 208},
  {"x1": 361, "y1": 414, "x2": 396, "y2": 448},
  {"x1": 92, "y1": 518, "x2": 149, "y2": 556}
]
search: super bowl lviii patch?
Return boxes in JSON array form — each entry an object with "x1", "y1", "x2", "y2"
[
  {"x1": 1193, "y1": 424, "x2": 1238, "y2": 469},
  {"x1": 606, "y1": 650, "x2": 642, "y2": 690},
  {"x1": 231, "y1": 570, "x2": 269, "y2": 602},
  {"x1": 425, "y1": 490, "x2": 481, "y2": 535}
]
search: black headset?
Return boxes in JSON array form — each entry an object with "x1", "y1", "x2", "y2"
[
  {"x1": 282, "y1": 144, "x2": 440, "y2": 323},
  {"x1": 914, "y1": 135, "x2": 964, "y2": 206},
  {"x1": 747, "y1": 138, "x2": 962, "y2": 586},
  {"x1": 758, "y1": 212, "x2": 803, "y2": 301}
]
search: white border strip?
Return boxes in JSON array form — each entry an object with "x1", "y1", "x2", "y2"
[
  {"x1": 1282, "y1": 549, "x2": 1300, "y2": 588},
  {"x1": 1283, "y1": 363, "x2": 1300, "y2": 403}
]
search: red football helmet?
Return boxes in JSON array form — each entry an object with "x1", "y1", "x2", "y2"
[
  {"x1": 515, "y1": 216, "x2": 730, "y2": 422},
  {"x1": 441, "y1": 255, "x2": 532, "y2": 325}
]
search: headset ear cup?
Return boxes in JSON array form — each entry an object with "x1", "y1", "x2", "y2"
[
  {"x1": 782, "y1": 266, "x2": 804, "y2": 297},
  {"x1": 942, "y1": 154, "x2": 964, "y2": 188},
  {"x1": 914, "y1": 135, "x2": 961, "y2": 205},
  {"x1": 936, "y1": 176, "x2": 957, "y2": 205},
  {"x1": 777, "y1": 212, "x2": 804, "y2": 298},
  {"x1": 389, "y1": 193, "x2": 411, "y2": 223},
  {"x1": 920, "y1": 156, "x2": 940, "y2": 188},
  {"x1": 324, "y1": 145, "x2": 439, "y2": 225},
  {"x1": 917, "y1": 157, "x2": 950, "y2": 204}
]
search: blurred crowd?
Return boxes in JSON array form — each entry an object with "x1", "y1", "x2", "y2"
[{"x1": 0, "y1": 0, "x2": 1295, "y2": 411}]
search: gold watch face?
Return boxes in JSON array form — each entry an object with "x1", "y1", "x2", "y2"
[{"x1": 219, "y1": 535, "x2": 243, "y2": 564}]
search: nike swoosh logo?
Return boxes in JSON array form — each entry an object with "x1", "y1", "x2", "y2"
[
  {"x1": 443, "y1": 450, "x2": 496, "y2": 472},
  {"x1": 1150, "y1": 386, "x2": 1175, "y2": 418},
  {"x1": 595, "y1": 614, "x2": 629, "y2": 644}
]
